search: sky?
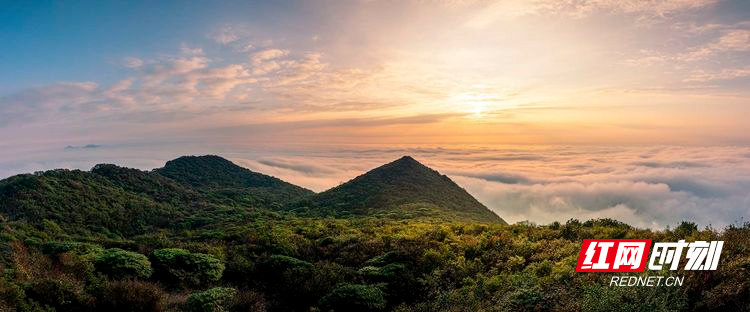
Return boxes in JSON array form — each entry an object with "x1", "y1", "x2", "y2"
[{"x1": 1, "y1": 0, "x2": 749, "y2": 228}]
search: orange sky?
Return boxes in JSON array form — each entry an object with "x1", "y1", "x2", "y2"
[{"x1": 2, "y1": 0, "x2": 750, "y2": 149}]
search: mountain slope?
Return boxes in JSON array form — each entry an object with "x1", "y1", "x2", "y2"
[
  {"x1": 91, "y1": 163, "x2": 204, "y2": 204},
  {"x1": 0, "y1": 168, "x2": 182, "y2": 236},
  {"x1": 300, "y1": 156, "x2": 505, "y2": 224},
  {"x1": 154, "y1": 155, "x2": 314, "y2": 208},
  {"x1": 0, "y1": 155, "x2": 504, "y2": 238},
  {"x1": 0, "y1": 157, "x2": 312, "y2": 237}
]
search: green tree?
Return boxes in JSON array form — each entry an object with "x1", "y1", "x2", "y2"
[
  {"x1": 319, "y1": 284, "x2": 386, "y2": 312},
  {"x1": 186, "y1": 287, "x2": 237, "y2": 312},
  {"x1": 95, "y1": 248, "x2": 153, "y2": 280},
  {"x1": 152, "y1": 248, "x2": 224, "y2": 289},
  {"x1": 96, "y1": 280, "x2": 164, "y2": 312}
]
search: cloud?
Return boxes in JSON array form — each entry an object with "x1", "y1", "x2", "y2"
[
  {"x1": 250, "y1": 48, "x2": 290, "y2": 75},
  {"x1": 122, "y1": 57, "x2": 144, "y2": 69},
  {"x1": 443, "y1": 146, "x2": 750, "y2": 228},
  {"x1": 630, "y1": 160, "x2": 709, "y2": 168},
  {"x1": 680, "y1": 29, "x2": 750, "y2": 61},
  {"x1": 445, "y1": 155, "x2": 547, "y2": 162},
  {"x1": 1, "y1": 141, "x2": 748, "y2": 229},
  {"x1": 622, "y1": 24, "x2": 750, "y2": 84},
  {"x1": 0, "y1": 82, "x2": 98, "y2": 124},
  {"x1": 232, "y1": 157, "x2": 353, "y2": 192},
  {"x1": 626, "y1": 24, "x2": 750, "y2": 70},
  {"x1": 64, "y1": 144, "x2": 103, "y2": 150},
  {"x1": 447, "y1": 170, "x2": 533, "y2": 184},
  {"x1": 228, "y1": 146, "x2": 750, "y2": 229},
  {"x1": 210, "y1": 26, "x2": 240, "y2": 45},
  {"x1": 221, "y1": 144, "x2": 743, "y2": 229},
  {"x1": 262, "y1": 145, "x2": 750, "y2": 228},
  {"x1": 143, "y1": 56, "x2": 209, "y2": 85},
  {"x1": 251, "y1": 49, "x2": 288, "y2": 63},
  {"x1": 257, "y1": 157, "x2": 337, "y2": 175},
  {"x1": 205, "y1": 113, "x2": 461, "y2": 136},
  {"x1": 463, "y1": 0, "x2": 718, "y2": 28},
  {"x1": 197, "y1": 64, "x2": 254, "y2": 99},
  {"x1": 0, "y1": 39, "x2": 440, "y2": 129},
  {"x1": 684, "y1": 67, "x2": 750, "y2": 82},
  {"x1": 180, "y1": 44, "x2": 205, "y2": 56}
]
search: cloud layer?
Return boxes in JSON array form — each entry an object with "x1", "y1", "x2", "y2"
[
  {"x1": 0, "y1": 142, "x2": 748, "y2": 229},
  {"x1": 235, "y1": 145, "x2": 750, "y2": 229}
]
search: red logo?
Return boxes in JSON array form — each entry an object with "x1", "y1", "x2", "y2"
[{"x1": 576, "y1": 239, "x2": 652, "y2": 272}]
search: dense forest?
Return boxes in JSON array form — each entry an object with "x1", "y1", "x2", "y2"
[{"x1": 0, "y1": 155, "x2": 747, "y2": 311}]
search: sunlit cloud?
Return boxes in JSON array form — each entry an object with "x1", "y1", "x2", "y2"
[
  {"x1": 685, "y1": 67, "x2": 750, "y2": 82},
  {"x1": 680, "y1": 28, "x2": 750, "y2": 61},
  {"x1": 463, "y1": 0, "x2": 718, "y2": 29},
  {"x1": 2, "y1": 0, "x2": 749, "y2": 144}
]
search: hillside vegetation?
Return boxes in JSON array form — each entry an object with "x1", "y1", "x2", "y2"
[
  {"x1": 0, "y1": 215, "x2": 747, "y2": 312},
  {"x1": 0, "y1": 155, "x2": 747, "y2": 311},
  {"x1": 0, "y1": 168, "x2": 179, "y2": 237},
  {"x1": 298, "y1": 156, "x2": 505, "y2": 224},
  {"x1": 0, "y1": 158, "x2": 297, "y2": 238}
]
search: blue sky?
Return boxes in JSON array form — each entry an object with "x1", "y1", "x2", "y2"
[{"x1": 0, "y1": 1, "x2": 311, "y2": 92}]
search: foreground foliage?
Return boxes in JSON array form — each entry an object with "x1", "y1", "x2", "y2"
[{"x1": 0, "y1": 216, "x2": 747, "y2": 312}]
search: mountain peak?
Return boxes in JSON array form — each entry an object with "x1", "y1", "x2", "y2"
[
  {"x1": 164, "y1": 155, "x2": 233, "y2": 167},
  {"x1": 304, "y1": 156, "x2": 505, "y2": 224},
  {"x1": 155, "y1": 155, "x2": 313, "y2": 206},
  {"x1": 387, "y1": 155, "x2": 425, "y2": 168},
  {"x1": 395, "y1": 155, "x2": 417, "y2": 162},
  {"x1": 374, "y1": 155, "x2": 430, "y2": 173}
]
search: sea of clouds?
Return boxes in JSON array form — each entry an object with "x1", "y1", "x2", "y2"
[{"x1": 1, "y1": 144, "x2": 748, "y2": 229}]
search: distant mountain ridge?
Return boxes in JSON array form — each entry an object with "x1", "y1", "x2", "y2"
[
  {"x1": 0, "y1": 154, "x2": 505, "y2": 237},
  {"x1": 300, "y1": 156, "x2": 505, "y2": 224},
  {"x1": 0, "y1": 156, "x2": 314, "y2": 236}
]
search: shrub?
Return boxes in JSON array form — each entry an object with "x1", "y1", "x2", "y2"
[
  {"x1": 152, "y1": 248, "x2": 224, "y2": 289},
  {"x1": 253, "y1": 255, "x2": 316, "y2": 311},
  {"x1": 261, "y1": 255, "x2": 313, "y2": 273},
  {"x1": 504, "y1": 286, "x2": 546, "y2": 311},
  {"x1": 675, "y1": 221, "x2": 698, "y2": 237},
  {"x1": 359, "y1": 263, "x2": 406, "y2": 282},
  {"x1": 41, "y1": 241, "x2": 103, "y2": 257},
  {"x1": 228, "y1": 290, "x2": 266, "y2": 312},
  {"x1": 186, "y1": 287, "x2": 237, "y2": 312},
  {"x1": 95, "y1": 248, "x2": 153, "y2": 279},
  {"x1": 222, "y1": 252, "x2": 254, "y2": 287},
  {"x1": 24, "y1": 277, "x2": 93, "y2": 310},
  {"x1": 0, "y1": 278, "x2": 26, "y2": 310},
  {"x1": 96, "y1": 280, "x2": 164, "y2": 312},
  {"x1": 319, "y1": 284, "x2": 386, "y2": 312}
]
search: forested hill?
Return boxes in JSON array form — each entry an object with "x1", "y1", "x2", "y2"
[
  {"x1": 0, "y1": 167, "x2": 180, "y2": 236},
  {"x1": 154, "y1": 155, "x2": 314, "y2": 207},
  {"x1": 298, "y1": 156, "x2": 505, "y2": 224},
  {"x1": 0, "y1": 155, "x2": 504, "y2": 237},
  {"x1": 0, "y1": 155, "x2": 315, "y2": 237}
]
